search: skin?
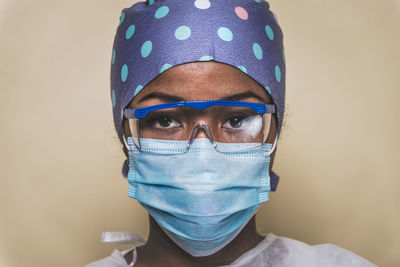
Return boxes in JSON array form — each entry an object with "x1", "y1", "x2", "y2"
[{"x1": 123, "y1": 61, "x2": 277, "y2": 267}]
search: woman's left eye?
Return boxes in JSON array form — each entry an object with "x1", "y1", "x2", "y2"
[{"x1": 222, "y1": 116, "x2": 247, "y2": 129}]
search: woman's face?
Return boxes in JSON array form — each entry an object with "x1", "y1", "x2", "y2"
[{"x1": 126, "y1": 61, "x2": 277, "y2": 164}]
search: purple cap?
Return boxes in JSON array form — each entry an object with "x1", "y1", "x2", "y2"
[{"x1": 111, "y1": 0, "x2": 285, "y2": 190}]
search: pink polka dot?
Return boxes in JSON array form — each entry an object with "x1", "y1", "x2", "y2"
[{"x1": 235, "y1": 6, "x2": 248, "y2": 20}]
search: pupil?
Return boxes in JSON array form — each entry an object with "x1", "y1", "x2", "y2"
[
  {"x1": 159, "y1": 116, "x2": 172, "y2": 127},
  {"x1": 229, "y1": 117, "x2": 242, "y2": 128}
]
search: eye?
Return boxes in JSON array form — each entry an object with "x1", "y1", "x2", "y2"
[
  {"x1": 149, "y1": 115, "x2": 182, "y2": 129},
  {"x1": 221, "y1": 114, "x2": 263, "y2": 134},
  {"x1": 222, "y1": 115, "x2": 247, "y2": 129}
]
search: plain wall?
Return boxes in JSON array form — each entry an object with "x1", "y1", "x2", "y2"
[{"x1": 0, "y1": 0, "x2": 399, "y2": 266}]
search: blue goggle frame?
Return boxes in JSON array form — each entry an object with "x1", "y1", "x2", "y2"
[{"x1": 124, "y1": 100, "x2": 276, "y2": 119}]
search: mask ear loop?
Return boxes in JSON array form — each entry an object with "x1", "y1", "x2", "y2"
[
  {"x1": 120, "y1": 133, "x2": 131, "y2": 178},
  {"x1": 122, "y1": 133, "x2": 130, "y2": 152},
  {"x1": 122, "y1": 133, "x2": 134, "y2": 169}
]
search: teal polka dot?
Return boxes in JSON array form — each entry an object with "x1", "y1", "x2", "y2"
[
  {"x1": 175, "y1": 26, "x2": 191, "y2": 40},
  {"x1": 141, "y1": 41, "x2": 153, "y2": 58},
  {"x1": 112, "y1": 49, "x2": 116, "y2": 64},
  {"x1": 120, "y1": 11, "x2": 125, "y2": 25},
  {"x1": 275, "y1": 65, "x2": 281, "y2": 83},
  {"x1": 265, "y1": 25, "x2": 274, "y2": 40},
  {"x1": 148, "y1": 0, "x2": 155, "y2": 5},
  {"x1": 112, "y1": 90, "x2": 116, "y2": 107},
  {"x1": 199, "y1": 55, "x2": 214, "y2": 61},
  {"x1": 218, "y1": 27, "x2": 233, "y2": 42},
  {"x1": 254, "y1": 0, "x2": 261, "y2": 2},
  {"x1": 121, "y1": 64, "x2": 128, "y2": 82},
  {"x1": 160, "y1": 63, "x2": 172, "y2": 73},
  {"x1": 155, "y1": 6, "x2": 169, "y2": 19},
  {"x1": 265, "y1": 86, "x2": 272, "y2": 95},
  {"x1": 282, "y1": 48, "x2": 286, "y2": 64},
  {"x1": 134, "y1": 85, "x2": 144, "y2": 95},
  {"x1": 253, "y1": 43, "x2": 263, "y2": 60},
  {"x1": 237, "y1": 65, "x2": 247, "y2": 74},
  {"x1": 125, "y1": 25, "x2": 136, "y2": 40}
]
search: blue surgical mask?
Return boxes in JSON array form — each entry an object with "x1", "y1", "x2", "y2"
[{"x1": 126, "y1": 137, "x2": 272, "y2": 257}]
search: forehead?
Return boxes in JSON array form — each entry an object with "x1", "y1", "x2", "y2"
[{"x1": 130, "y1": 62, "x2": 270, "y2": 106}]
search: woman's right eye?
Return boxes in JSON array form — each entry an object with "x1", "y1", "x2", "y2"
[{"x1": 148, "y1": 115, "x2": 182, "y2": 129}]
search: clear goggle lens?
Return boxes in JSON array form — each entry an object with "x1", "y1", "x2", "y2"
[{"x1": 124, "y1": 101, "x2": 277, "y2": 153}]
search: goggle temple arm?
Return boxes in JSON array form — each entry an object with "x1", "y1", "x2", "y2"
[
  {"x1": 267, "y1": 132, "x2": 279, "y2": 156},
  {"x1": 122, "y1": 133, "x2": 131, "y2": 152},
  {"x1": 264, "y1": 112, "x2": 279, "y2": 156}
]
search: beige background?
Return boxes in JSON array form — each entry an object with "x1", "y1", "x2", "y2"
[{"x1": 0, "y1": 0, "x2": 399, "y2": 266}]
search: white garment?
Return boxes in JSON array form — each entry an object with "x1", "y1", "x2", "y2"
[{"x1": 85, "y1": 233, "x2": 376, "y2": 267}]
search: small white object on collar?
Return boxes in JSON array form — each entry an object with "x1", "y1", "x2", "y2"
[{"x1": 101, "y1": 232, "x2": 145, "y2": 244}]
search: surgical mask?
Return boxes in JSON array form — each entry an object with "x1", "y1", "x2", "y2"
[{"x1": 126, "y1": 137, "x2": 272, "y2": 257}]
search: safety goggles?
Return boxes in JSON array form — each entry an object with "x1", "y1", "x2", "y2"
[{"x1": 123, "y1": 100, "x2": 277, "y2": 153}]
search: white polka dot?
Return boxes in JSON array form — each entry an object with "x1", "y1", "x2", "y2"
[{"x1": 194, "y1": 0, "x2": 211, "y2": 9}]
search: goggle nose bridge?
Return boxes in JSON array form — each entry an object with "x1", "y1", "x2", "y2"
[{"x1": 187, "y1": 122, "x2": 217, "y2": 149}]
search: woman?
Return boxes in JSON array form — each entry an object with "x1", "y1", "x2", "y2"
[{"x1": 87, "y1": 0, "x2": 375, "y2": 266}]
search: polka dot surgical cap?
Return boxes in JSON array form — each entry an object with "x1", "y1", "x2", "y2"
[{"x1": 111, "y1": 0, "x2": 286, "y2": 145}]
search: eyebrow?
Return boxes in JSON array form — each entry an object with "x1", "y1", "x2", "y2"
[
  {"x1": 136, "y1": 91, "x2": 267, "y2": 103},
  {"x1": 137, "y1": 92, "x2": 185, "y2": 103},
  {"x1": 222, "y1": 91, "x2": 267, "y2": 103}
]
